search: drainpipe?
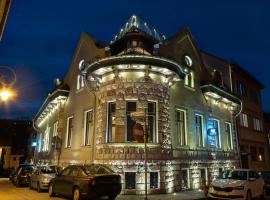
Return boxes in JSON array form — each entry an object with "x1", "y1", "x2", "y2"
[
  {"x1": 233, "y1": 100, "x2": 243, "y2": 168},
  {"x1": 32, "y1": 119, "x2": 40, "y2": 165}
]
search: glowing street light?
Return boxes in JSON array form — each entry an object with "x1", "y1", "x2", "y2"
[
  {"x1": 0, "y1": 88, "x2": 13, "y2": 102},
  {"x1": 0, "y1": 66, "x2": 16, "y2": 103}
]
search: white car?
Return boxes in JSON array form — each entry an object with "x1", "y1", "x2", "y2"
[{"x1": 208, "y1": 169, "x2": 265, "y2": 200}]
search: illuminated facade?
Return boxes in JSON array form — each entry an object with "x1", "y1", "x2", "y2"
[{"x1": 34, "y1": 15, "x2": 242, "y2": 194}]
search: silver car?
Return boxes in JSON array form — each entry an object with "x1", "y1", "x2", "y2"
[{"x1": 29, "y1": 165, "x2": 61, "y2": 192}]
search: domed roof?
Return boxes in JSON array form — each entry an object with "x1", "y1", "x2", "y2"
[{"x1": 110, "y1": 15, "x2": 166, "y2": 44}]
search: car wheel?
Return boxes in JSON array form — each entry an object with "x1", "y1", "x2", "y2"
[
  {"x1": 73, "y1": 187, "x2": 81, "y2": 200},
  {"x1": 246, "y1": 190, "x2": 252, "y2": 200},
  {"x1": 48, "y1": 183, "x2": 55, "y2": 197},
  {"x1": 37, "y1": 182, "x2": 41, "y2": 193},
  {"x1": 109, "y1": 195, "x2": 117, "y2": 200}
]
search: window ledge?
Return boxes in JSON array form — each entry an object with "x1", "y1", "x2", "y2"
[
  {"x1": 184, "y1": 85, "x2": 195, "y2": 91},
  {"x1": 75, "y1": 87, "x2": 85, "y2": 94},
  {"x1": 97, "y1": 143, "x2": 160, "y2": 148}
]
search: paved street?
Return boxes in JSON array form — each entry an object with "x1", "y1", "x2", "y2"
[
  {"x1": 0, "y1": 178, "x2": 269, "y2": 200},
  {"x1": 0, "y1": 178, "x2": 206, "y2": 200}
]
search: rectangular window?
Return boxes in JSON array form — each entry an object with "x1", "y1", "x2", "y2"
[
  {"x1": 125, "y1": 172, "x2": 136, "y2": 189},
  {"x1": 53, "y1": 121, "x2": 58, "y2": 137},
  {"x1": 258, "y1": 148, "x2": 265, "y2": 161},
  {"x1": 250, "y1": 146, "x2": 257, "y2": 161},
  {"x1": 148, "y1": 102, "x2": 157, "y2": 143},
  {"x1": 84, "y1": 110, "x2": 93, "y2": 146},
  {"x1": 250, "y1": 90, "x2": 258, "y2": 104},
  {"x1": 181, "y1": 169, "x2": 190, "y2": 190},
  {"x1": 240, "y1": 113, "x2": 248, "y2": 127},
  {"x1": 126, "y1": 102, "x2": 137, "y2": 142},
  {"x1": 43, "y1": 126, "x2": 50, "y2": 151},
  {"x1": 76, "y1": 75, "x2": 84, "y2": 90},
  {"x1": 176, "y1": 109, "x2": 187, "y2": 146},
  {"x1": 253, "y1": 118, "x2": 262, "y2": 131},
  {"x1": 213, "y1": 119, "x2": 220, "y2": 148},
  {"x1": 150, "y1": 172, "x2": 159, "y2": 189},
  {"x1": 237, "y1": 81, "x2": 246, "y2": 97},
  {"x1": 106, "y1": 102, "x2": 116, "y2": 143},
  {"x1": 66, "y1": 116, "x2": 73, "y2": 147},
  {"x1": 225, "y1": 122, "x2": 233, "y2": 150},
  {"x1": 195, "y1": 114, "x2": 204, "y2": 147},
  {"x1": 185, "y1": 70, "x2": 194, "y2": 88}
]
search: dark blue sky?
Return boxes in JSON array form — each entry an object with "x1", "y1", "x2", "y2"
[{"x1": 0, "y1": 0, "x2": 269, "y2": 119}]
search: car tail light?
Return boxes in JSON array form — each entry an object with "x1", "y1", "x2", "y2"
[{"x1": 88, "y1": 177, "x2": 96, "y2": 186}]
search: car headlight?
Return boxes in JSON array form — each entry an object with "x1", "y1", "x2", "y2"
[{"x1": 234, "y1": 185, "x2": 244, "y2": 190}]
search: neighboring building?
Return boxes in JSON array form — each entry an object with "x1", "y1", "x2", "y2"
[
  {"x1": 0, "y1": 0, "x2": 12, "y2": 41},
  {"x1": 230, "y1": 64, "x2": 268, "y2": 170},
  {"x1": 34, "y1": 15, "x2": 243, "y2": 194},
  {"x1": 264, "y1": 113, "x2": 270, "y2": 169},
  {"x1": 201, "y1": 53, "x2": 269, "y2": 170},
  {"x1": 0, "y1": 119, "x2": 33, "y2": 171}
]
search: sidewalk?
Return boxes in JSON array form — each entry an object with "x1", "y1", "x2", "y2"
[{"x1": 116, "y1": 191, "x2": 207, "y2": 200}]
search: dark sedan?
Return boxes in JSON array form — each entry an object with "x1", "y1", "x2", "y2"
[
  {"x1": 48, "y1": 164, "x2": 121, "y2": 200},
  {"x1": 10, "y1": 164, "x2": 34, "y2": 186}
]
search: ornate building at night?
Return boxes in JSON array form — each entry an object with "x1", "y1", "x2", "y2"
[{"x1": 33, "y1": 15, "x2": 243, "y2": 194}]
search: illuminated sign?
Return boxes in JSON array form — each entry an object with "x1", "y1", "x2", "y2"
[
  {"x1": 0, "y1": 0, "x2": 12, "y2": 41},
  {"x1": 32, "y1": 141, "x2": 37, "y2": 147},
  {"x1": 207, "y1": 128, "x2": 217, "y2": 136}
]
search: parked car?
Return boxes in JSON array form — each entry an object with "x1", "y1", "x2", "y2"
[
  {"x1": 10, "y1": 164, "x2": 34, "y2": 187},
  {"x1": 208, "y1": 169, "x2": 265, "y2": 200},
  {"x1": 259, "y1": 171, "x2": 270, "y2": 196},
  {"x1": 48, "y1": 164, "x2": 121, "y2": 200},
  {"x1": 29, "y1": 165, "x2": 61, "y2": 192}
]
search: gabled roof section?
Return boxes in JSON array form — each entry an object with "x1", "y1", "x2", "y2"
[{"x1": 110, "y1": 15, "x2": 166, "y2": 44}]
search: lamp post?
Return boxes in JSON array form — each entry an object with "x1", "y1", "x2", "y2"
[
  {"x1": 0, "y1": 66, "x2": 16, "y2": 102},
  {"x1": 131, "y1": 108, "x2": 148, "y2": 200}
]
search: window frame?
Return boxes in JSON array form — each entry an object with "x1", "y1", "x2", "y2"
[
  {"x1": 147, "y1": 100, "x2": 158, "y2": 143},
  {"x1": 195, "y1": 113, "x2": 204, "y2": 147},
  {"x1": 66, "y1": 116, "x2": 74, "y2": 148},
  {"x1": 53, "y1": 121, "x2": 58, "y2": 137},
  {"x1": 176, "y1": 108, "x2": 187, "y2": 146},
  {"x1": 84, "y1": 109, "x2": 93, "y2": 146},
  {"x1": 150, "y1": 171, "x2": 159, "y2": 189},
  {"x1": 184, "y1": 70, "x2": 195, "y2": 88},
  {"x1": 106, "y1": 101, "x2": 116, "y2": 143},
  {"x1": 125, "y1": 101, "x2": 137, "y2": 142},
  {"x1": 225, "y1": 122, "x2": 233, "y2": 150}
]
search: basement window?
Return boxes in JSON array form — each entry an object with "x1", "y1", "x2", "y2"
[{"x1": 125, "y1": 172, "x2": 136, "y2": 189}]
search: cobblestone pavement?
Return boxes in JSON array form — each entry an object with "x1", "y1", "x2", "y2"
[{"x1": 0, "y1": 178, "x2": 268, "y2": 200}]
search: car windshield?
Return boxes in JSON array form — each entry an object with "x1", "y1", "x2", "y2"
[
  {"x1": 83, "y1": 165, "x2": 114, "y2": 175},
  {"x1": 40, "y1": 166, "x2": 56, "y2": 174},
  {"x1": 219, "y1": 170, "x2": 247, "y2": 180},
  {"x1": 21, "y1": 166, "x2": 33, "y2": 174}
]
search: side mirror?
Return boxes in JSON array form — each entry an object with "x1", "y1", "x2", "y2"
[{"x1": 249, "y1": 177, "x2": 256, "y2": 181}]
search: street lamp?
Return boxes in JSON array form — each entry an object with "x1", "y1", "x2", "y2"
[
  {"x1": 131, "y1": 108, "x2": 149, "y2": 200},
  {"x1": 0, "y1": 87, "x2": 13, "y2": 102},
  {"x1": 0, "y1": 66, "x2": 16, "y2": 103}
]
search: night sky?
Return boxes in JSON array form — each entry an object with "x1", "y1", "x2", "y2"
[{"x1": 0, "y1": 0, "x2": 269, "y2": 119}]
